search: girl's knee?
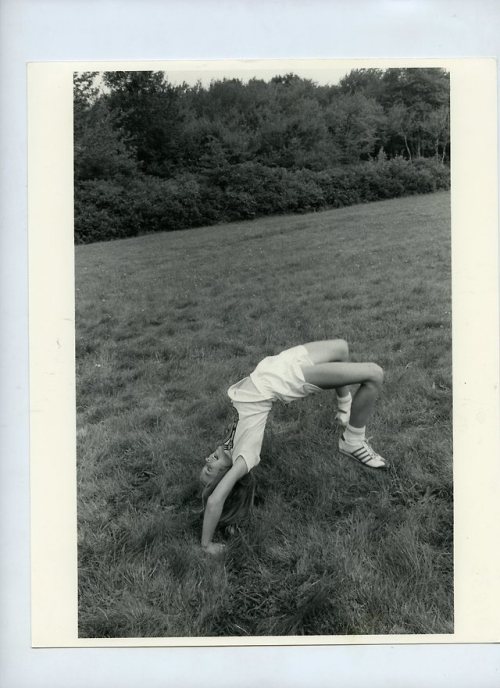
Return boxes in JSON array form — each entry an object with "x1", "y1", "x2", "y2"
[{"x1": 367, "y1": 363, "x2": 384, "y2": 386}]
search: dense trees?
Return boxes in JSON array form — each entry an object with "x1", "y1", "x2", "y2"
[
  {"x1": 337, "y1": 68, "x2": 450, "y2": 161},
  {"x1": 74, "y1": 68, "x2": 450, "y2": 243}
]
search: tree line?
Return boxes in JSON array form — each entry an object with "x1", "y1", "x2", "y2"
[{"x1": 74, "y1": 68, "x2": 450, "y2": 243}]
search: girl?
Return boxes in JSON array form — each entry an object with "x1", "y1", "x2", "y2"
[{"x1": 200, "y1": 339, "x2": 387, "y2": 555}]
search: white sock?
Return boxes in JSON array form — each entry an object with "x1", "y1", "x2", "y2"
[
  {"x1": 343, "y1": 423, "x2": 366, "y2": 445},
  {"x1": 336, "y1": 391, "x2": 352, "y2": 411},
  {"x1": 335, "y1": 392, "x2": 352, "y2": 424}
]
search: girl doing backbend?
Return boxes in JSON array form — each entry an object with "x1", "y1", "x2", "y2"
[{"x1": 199, "y1": 339, "x2": 387, "y2": 555}]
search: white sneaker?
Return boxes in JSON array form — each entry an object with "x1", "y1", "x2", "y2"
[{"x1": 339, "y1": 436, "x2": 387, "y2": 469}]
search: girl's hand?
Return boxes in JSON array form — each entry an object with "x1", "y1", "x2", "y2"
[{"x1": 202, "y1": 542, "x2": 226, "y2": 556}]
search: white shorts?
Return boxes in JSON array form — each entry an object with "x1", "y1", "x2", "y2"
[
  {"x1": 226, "y1": 345, "x2": 322, "y2": 471},
  {"x1": 250, "y1": 344, "x2": 321, "y2": 403}
]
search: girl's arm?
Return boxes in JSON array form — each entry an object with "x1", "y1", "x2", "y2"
[{"x1": 201, "y1": 456, "x2": 248, "y2": 554}]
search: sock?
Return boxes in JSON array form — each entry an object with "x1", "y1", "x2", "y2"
[
  {"x1": 343, "y1": 423, "x2": 366, "y2": 445},
  {"x1": 335, "y1": 391, "x2": 352, "y2": 423},
  {"x1": 336, "y1": 391, "x2": 352, "y2": 411}
]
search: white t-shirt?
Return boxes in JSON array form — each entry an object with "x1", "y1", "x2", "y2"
[{"x1": 226, "y1": 345, "x2": 321, "y2": 471}]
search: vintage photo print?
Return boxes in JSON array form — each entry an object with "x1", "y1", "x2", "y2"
[{"x1": 28, "y1": 59, "x2": 499, "y2": 647}]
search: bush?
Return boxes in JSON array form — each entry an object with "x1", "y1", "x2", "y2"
[
  {"x1": 75, "y1": 180, "x2": 134, "y2": 243},
  {"x1": 75, "y1": 158, "x2": 450, "y2": 243},
  {"x1": 287, "y1": 168, "x2": 326, "y2": 211},
  {"x1": 218, "y1": 162, "x2": 290, "y2": 216},
  {"x1": 75, "y1": 174, "x2": 206, "y2": 243}
]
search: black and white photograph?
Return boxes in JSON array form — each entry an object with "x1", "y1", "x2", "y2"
[
  {"x1": 3, "y1": 0, "x2": 500, "y2": 686},
  {"x1": 74, "y1": 63, "x2": 453, "y2": 639}
]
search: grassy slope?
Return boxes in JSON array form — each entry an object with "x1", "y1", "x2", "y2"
[{"x1": 76, "y1": 191, "x2": 452, "y2": 637}]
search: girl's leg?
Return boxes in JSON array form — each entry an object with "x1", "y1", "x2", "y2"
[
  {"x1": 303, "y1": 339, "x2": 351, "y2": 399},
  {"x1": 302, "y1": 360, "x2": 386, "y2": 468},
  {"x1": 303, "y1": 339, "x2": 350, "y2": 364},
  {"x1": 300, "y1": 361, "x2": 384, "y2": 429},
  {"x1": 301, "y1": 343, "x2": 386, "y2": 468}
]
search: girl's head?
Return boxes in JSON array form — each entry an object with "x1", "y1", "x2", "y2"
[
  {"x1": 199, "y1": 445, "x2": 232, "y2": 489},
  {"x1": 200, "y1": 445, "x2": 256, "y2": 527}
]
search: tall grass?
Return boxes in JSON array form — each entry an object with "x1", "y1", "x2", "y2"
[{"x1": 76, "y1": 191, "x2": 452, "y2": 637}]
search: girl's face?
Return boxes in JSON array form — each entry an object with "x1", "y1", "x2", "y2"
[{"x1": 199, "y1": 446, "x2": 232, "y2": 486}]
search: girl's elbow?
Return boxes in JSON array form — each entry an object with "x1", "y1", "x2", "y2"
[{"x1": 206, "y1": 493, "x2": 224, "y2": 510}]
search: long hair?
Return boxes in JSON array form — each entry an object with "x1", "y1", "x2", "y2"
[{"x1": 201, "y1": 469, "x2": 256, "y2": 527}]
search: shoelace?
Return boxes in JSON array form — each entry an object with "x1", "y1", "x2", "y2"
[{"x1": 360, "y1": 439, "x2": 379, "y2": 458}]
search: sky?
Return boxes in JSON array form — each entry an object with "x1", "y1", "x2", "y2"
[
  {"x1": 158, "y1": 63, "x2": 351, "y2": 87},
  {"x1": 91, "y1": 61, "x2": 354, "y2": 95},
  {"x1": 88, "y1": 59, "x2": 452, "y2": 92}
]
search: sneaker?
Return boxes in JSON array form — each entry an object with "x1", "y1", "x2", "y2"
[{"x1": 339, "y1": 436, "x2": 387, "y2": 469}]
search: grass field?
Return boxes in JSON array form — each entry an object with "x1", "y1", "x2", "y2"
[{"x1": 76, "y1": 191, "x2": 452, "y2": 637}]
